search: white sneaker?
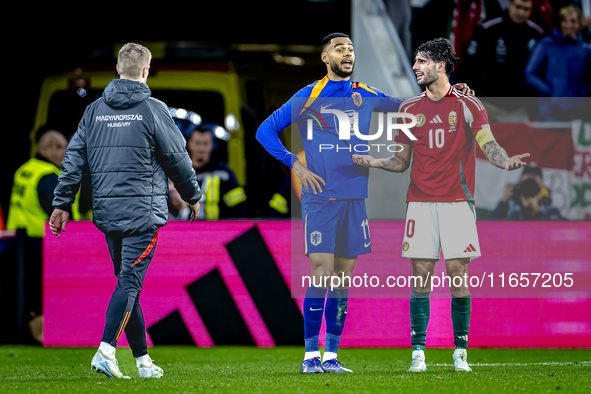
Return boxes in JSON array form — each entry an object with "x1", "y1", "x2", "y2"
[
  {"x1": 91, "y1": 349, "x2": 130, "y2": 379},
  {"x1": 407, "y1": 350, "x2": 428, "y2": 372},
  {"x1": 453, "y1": 348, "x2": 472, "y2": 372},
  {"x1": 137, "y1": 355, "x2": 164, "y2": 378}
]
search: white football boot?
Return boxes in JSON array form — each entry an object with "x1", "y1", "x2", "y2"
[
  {"x1": 91, "y1": 346, "x2": 130, "y2": 379},
  {"x1": 453, "y1": 348, "x2": 472, "y2": 372},
  {"x1": 407, "y1": 349, "x2": 428, "y2": 372},
  {"x1": 137, "y1": 354, "x2": 164, "y2": 378}
]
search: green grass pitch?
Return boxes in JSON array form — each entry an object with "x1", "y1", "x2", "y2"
[{"x1": 1, "y1": 346, "x2": 590, "y2": 393}]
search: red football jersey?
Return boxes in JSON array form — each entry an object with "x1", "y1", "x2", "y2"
[{"x1": 395, "y1": 86, "x2": 490, "y2": 202}]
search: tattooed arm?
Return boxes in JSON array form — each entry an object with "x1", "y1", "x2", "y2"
[
  {"x1": 481, "y1": 140, "x2": 530, "y2": 171},
  {"x1": 352, "y1": 143, "x2": 412, "y2": 172},
  {"x1": 481, "y1": 141, "x2": 509, "y2": 169}
]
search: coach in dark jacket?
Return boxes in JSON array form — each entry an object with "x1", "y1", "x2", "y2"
[
  {"x1": 52, "y1": 68, "x2": 201, "y2": 236},
  {"x1": 49, "y1": 43, "x2": 201, "y2": 379}
]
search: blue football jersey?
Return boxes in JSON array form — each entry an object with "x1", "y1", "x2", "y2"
[{"x1": 256, "y1": 76, "x2": 403, "y2": 199}]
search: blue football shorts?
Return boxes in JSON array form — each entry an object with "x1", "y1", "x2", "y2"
[{"x1": 301, "y1": 194, "x2": 371, "y2": 258}]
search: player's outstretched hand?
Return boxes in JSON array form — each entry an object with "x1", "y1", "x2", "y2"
[
  {"x1": 292, "y1": 160, "x2": 326, "y2": 194},
  {"x1": 189, "y1": 202, "x2": 200, "y2": 223},
  {"x1": 504, "y1": 153, "x2": 530, "y2": 171},
  {"x1": 352, "y1": 154, "x2": 379, "y2": 168},
  {"x1": 453, "y1": 83, "x2": 475, "y2": 96},
  {"x1": 49, "y1": 208, "x2": 69, "y2": 238}
]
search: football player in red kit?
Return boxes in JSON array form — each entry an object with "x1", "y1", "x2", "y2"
[{"x1": 352, "y1": 38, "x2": 529, "y2": 373}]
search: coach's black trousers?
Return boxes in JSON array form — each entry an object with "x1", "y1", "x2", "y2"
[{"x1": 101, "y1": 229, "x2": 159, "y2": 358}]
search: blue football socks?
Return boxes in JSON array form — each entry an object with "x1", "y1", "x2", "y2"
[
  {"x1": 303, "y1": 285, "x2": 328, "y2": 358},
  {"x1": 324, "y1": 288, "x2": 348, "y2": 359}
]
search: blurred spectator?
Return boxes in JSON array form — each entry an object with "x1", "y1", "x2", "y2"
[
  {"x1": 449, "y1": 0, "x2": 487, "y2": 74},
  {"x1": 554, "y1": 0, "x2": 591, "y2": 41},
  {"x1": 7, "y1": 129, "x2": 68, "y2": 237},
  {"x1": 525, "y1": 5, "x2": 591, "y2": 120},
  {"x1": 530, "y1": 0, "x2": 556, "y2": 34},
  {"x1": 5, "y1": 129, "x2": 68, "y2": 344},
  {"x1": 459, "y1": 0, "x2": 544, "y2": 97},
  {"x1": 491, "y1": 163, "x2": 563, "y2": 219},
  {"x1": 185, "y1": 123, "x2": 246, "y2": 220}
]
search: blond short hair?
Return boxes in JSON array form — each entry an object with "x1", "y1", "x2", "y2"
[
  {"x1": 558, "y1": 5, "x2": 584, "y2": 34},
  {"x1": 117, "y1": 43, "x2": 152, "y2": 80}
]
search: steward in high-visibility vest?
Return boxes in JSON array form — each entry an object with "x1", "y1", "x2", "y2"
[
  {"x1": 195, "y1": 157, "x2": 246, "y2": 220},
  {"x1": 183, "y1": 123, "x2": 246, "y2": 220},
  {"x1": 6, "y1": 131, "x2": 84, "y2": 237},
  {"x1": 7, "y1": 157, "x2": 61, "y2": 237}
]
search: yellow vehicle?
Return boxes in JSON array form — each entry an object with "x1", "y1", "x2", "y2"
[{"x1": 29, "y1": 43, "x2": 246, "y2": 186}]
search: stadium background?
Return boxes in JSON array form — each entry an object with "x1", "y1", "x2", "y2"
[{"x1": 1, "y1": 0, "x2": 590, "y2": 353}]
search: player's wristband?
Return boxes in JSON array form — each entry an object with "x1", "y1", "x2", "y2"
[{"x1": 475, "y1": 126, "x2": 495, "y2": 148}]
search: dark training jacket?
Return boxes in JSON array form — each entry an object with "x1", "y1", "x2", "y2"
[
  {"x1": 53, "y1": 79, "x2": 202, "y2": 236},
  {"x1": 459, "y1": 12, "x2": 544, "y2": 97}
]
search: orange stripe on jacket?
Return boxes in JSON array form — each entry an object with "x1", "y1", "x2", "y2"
[
  {"x1": 299, "y1": 76, "x2": 330, "y2": 115},
  {"x1": 131, "y1": 229, "x2": 160, "y2": 267},
  {"x1": 352, "y1": 82, "x2": 377, "y2": 95}
]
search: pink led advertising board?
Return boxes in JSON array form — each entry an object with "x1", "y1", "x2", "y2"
[{"x1": 43, "y1": 221, "x2": 590, "y2": 348}]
